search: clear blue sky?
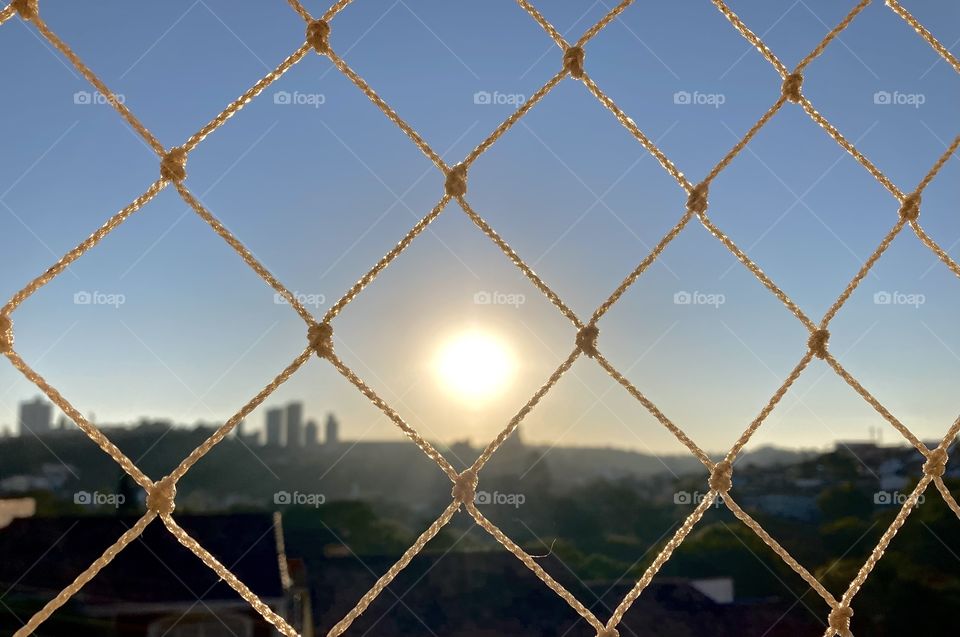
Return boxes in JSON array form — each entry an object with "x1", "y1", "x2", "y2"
[{"x1": 1, "y1": 0, "x2": 958, "y2": 454}]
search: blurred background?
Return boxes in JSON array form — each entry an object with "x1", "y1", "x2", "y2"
[{"x1": 1, "y1": 0, "x2": 959, "y2": 635}]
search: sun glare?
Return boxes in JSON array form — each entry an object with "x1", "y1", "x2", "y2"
[{"x1": 435, "y1": 330, "x2": 515, "y2": 403}]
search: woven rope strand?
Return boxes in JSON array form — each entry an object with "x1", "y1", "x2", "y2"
[
  {"x1": 162, "y1": 515, "x2": 299, "y2": 637},
  {"x1": 885, "y1": 0, "x2": 960, "y2": 74},
  {"x1": 30, "y1": 15, "x2": 164, "y2": 155},
  {"x1": 12, "y1": 513, "x2": 157, "y2": 637},
  {"x1": 467, "y1": 502, "x2": 606, "y2": 632},
  {"x1": 327, "y1": 501, "x2": 461, "y2": 637},
  {"x1": 608, "y1": 494, "x2": 716, "y2": 626},
  {"x1": 4, "y1": 0, "x2": 960, "y2": 636}
]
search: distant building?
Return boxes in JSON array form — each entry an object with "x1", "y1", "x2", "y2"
[
  {"x1": 0, "y1": 498, "x2": 35, "y2": 529},
  {"x1": 690, "y1": 577, "x2": 734, "y2": 604},
  {"x1": 18, "y1": 397, "x2": 52, "y2": 438},
  {"x1": 833, "y1": 440, "x2": 895, "y2": 472},
  {"x1": 235, "y1": 419, "x2": 260, "y2": 446},
  {"x1": 834, "y1": 440, "x2": 877, "y2": 454},
  {"x1": 325, "y1": 414, "x2": 339, "y2": 445},
  {"x1": 286, "y1": 402, "x2": 304, "y2": 448},
  {"x1": 300, "y1": 552, "x2": 817, "y2": 636},
  {"x1": 0, "y1": 513, "x2": 311, "y2": 636},
  {"x1": 266, "y1": 407, "x2": 284, "y2": 446},
  {"x1": 305, "y1": 420, "x2": 319, "y2": 446},
  {"x1": 0, "y1": 463, "x2": 75, "y2": 497}
]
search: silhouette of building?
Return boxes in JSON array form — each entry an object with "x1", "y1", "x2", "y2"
[
  {"x1": 305, "y1": 420, "x2": 319, "y2": 446},
  {"x1": 18, "y1": 397, "x2": 52, "y2": 438},
  {"x1": 235, "y1": 418, "x2": 260, "y2": 446},
  {"x1": 325, "y1": 413, "x2": 339, "y2": 446},
  {"x1": 300, "y1": 551, "x2": 817, "y2": 637},
  {"x1": 286, "y1": 402, "x2": 304, "y2": 448},
  {"x1": 266, "y1": 407, "x2": 284, "y2": 447},
  {"x1": 0, "y1": 513, "x2": 311, "y2": 635}
]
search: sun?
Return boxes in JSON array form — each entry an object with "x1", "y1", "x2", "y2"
[{"x1": 435, "y1": 330, "x2": 516, "y2": 403}]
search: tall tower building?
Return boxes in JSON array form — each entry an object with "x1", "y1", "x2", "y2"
[
  {"x1": 265, "y1": 407, "x2": 284, "y2": 447},
  {"x1": 285, "y1": 402, "x2": 303, "y2": 448},
  {"x1": 19, "y1": 397, "x2": 52, "y2": 438},
  {"x1": 304, "y1": 420, "x2": 319, "y2": 447},
  {"x1": 325, "y1": 413, "x2": 339, "y2": 446}
]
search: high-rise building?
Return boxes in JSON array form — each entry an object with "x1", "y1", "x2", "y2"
[
  {"x1": 304, "y1": 420, "x2": 319, "y2": 446},
  {"x1": 325, "y1": 413, "x2": 339, "y2": 446},
  {"x1": 286, "y1": 402, "x2": 303, "y2": 448},
  {"x1": 265, "y1": 408, "x2": 284, "y2": 447},
  {"x1": 19, "y1": 397, "x2": 52, "y2": 438},
  {"x1": 235, "y1": 418, "x2": 259, "y2": 446}
]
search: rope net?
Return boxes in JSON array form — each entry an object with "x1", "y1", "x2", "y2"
[{"x1": 1, "y1": 0, "x2": 959, "y2": 635}]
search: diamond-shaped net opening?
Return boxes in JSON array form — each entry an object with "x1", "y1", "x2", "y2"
[{"x1": 1, "y1": 0, "x2": 959, "y2": 636}]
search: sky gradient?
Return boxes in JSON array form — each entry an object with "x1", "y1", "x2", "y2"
[{"x1": 1, "y1": 0, "x2": 959, "y2": 455}]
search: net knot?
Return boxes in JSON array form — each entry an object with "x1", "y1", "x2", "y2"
[
  {"x1": 923, "y1": 447, "x2": 948, "y2": 478},
  {"x1": 563, "y1": 46, "x2": 585, "y2": 79},
  {"x1": 147, "y1": 476, "x2": 177, "y2": 515},
  {"x1": 709, "y1": 460, "x2": 733, "y2": 493},
  {"x1": 899, "y1": 192, "x2": 921, "y2": 221},
  {"x1": 576, "y1": 324, "x2": 600, "y2": 358},
  {"x1": 687, "y1": 182, "x2": 709, "y2": 215},
  {"x1": 444, "y1": 164, "x2": 467, "y2": 197},
  {"x1": 307, "y1": 321, "x2": 334, "y2": 358},
  {"x1": 160, "y1": 147, "x2": 188, "y2": 183},
  {"x1": 597, "y1": 627, "x2": 620, "y2": 637},
  {"x1": 0, "y1": 314, "x2": 12, "y2": 354},
  {"x1": 782, "y1": 72, "x2": 803, "y2": 103},
  {"x1": 808, "y1": 329, "x2": 829, "y2": 359},
  {"x1": 452, "y1": 469, "x2": 478, "y2": 504},
  {"x1": 307, "y1": 19, "x2": 330, "y2": 54},
  {"x1": 827, "y1": 604, "x2": 853, "y2": 637},
  {"x1": 12, "y1": 0, "x2": 37, "y2": 21}
]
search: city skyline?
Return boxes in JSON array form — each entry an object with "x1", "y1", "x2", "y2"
[{"x1": 3, "y1": 392, "x2": 945, "y2": 460}]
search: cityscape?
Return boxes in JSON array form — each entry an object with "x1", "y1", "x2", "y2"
[
  {"x1": 1, "y1": 393, "x2": 958, "y2": 636},
  {"x1": 6, "y1": 395, "x2": 341, "y2": 448}
]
